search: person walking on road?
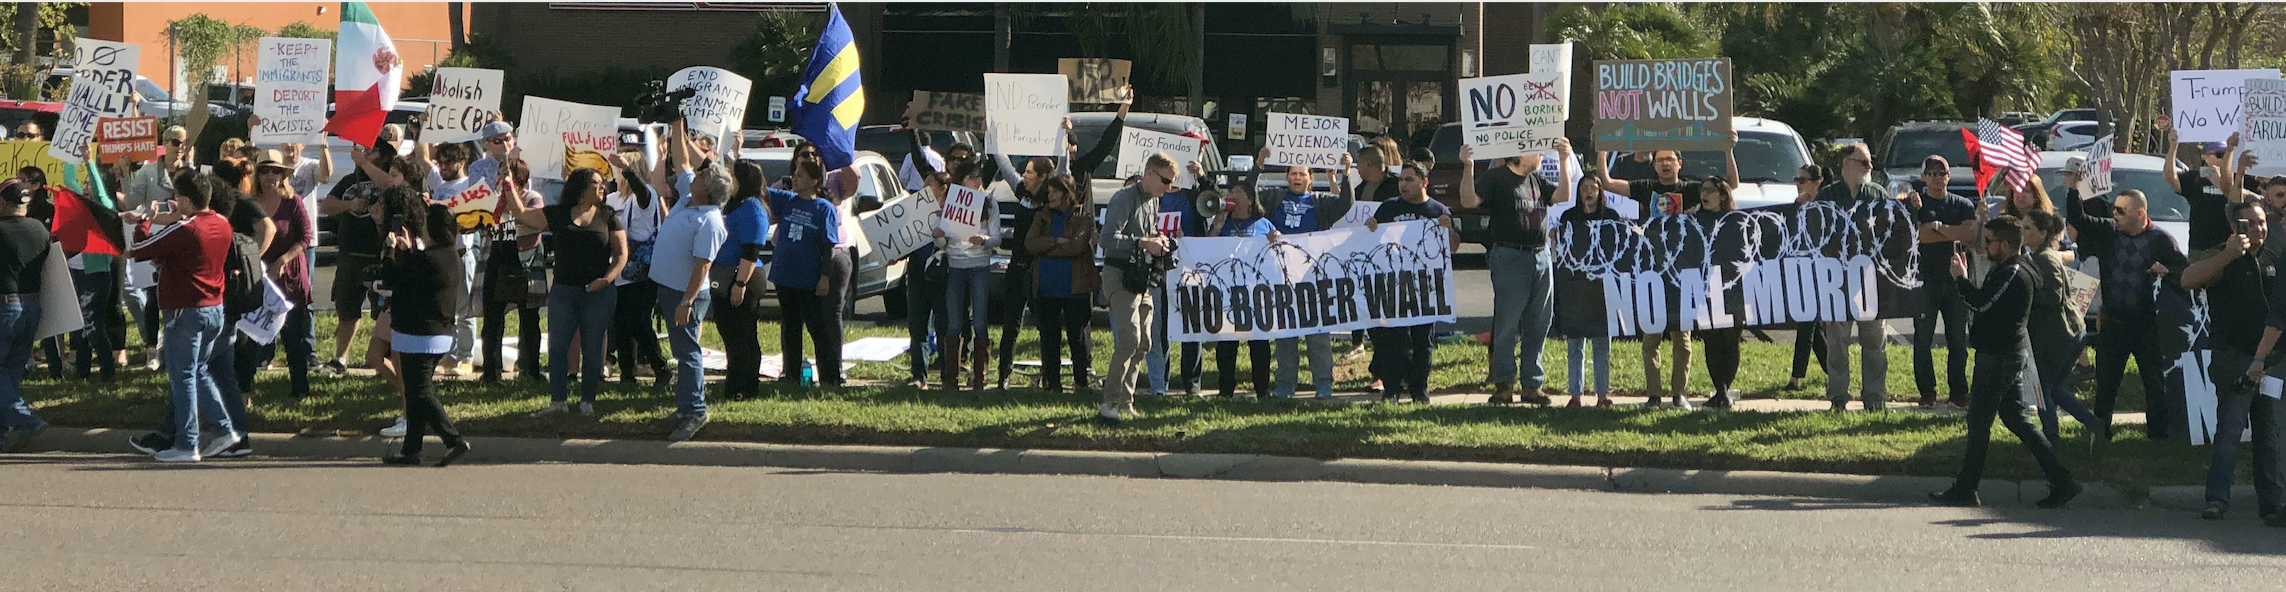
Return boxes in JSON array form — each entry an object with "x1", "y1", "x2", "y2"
[
  {"x1": 1929, "y1": 216, "x2": 2081, "y2": 509},
  {"x1": 374, "y1": 189, "x2": 472, "y2": 467}
]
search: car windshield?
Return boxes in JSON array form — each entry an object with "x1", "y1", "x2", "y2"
[
  {"x1": 2036, "y1": 168, "x2": 2188, "y2": 222},
  {"x1": 747, "y1": 158, "x2": 791, "y2": 184},
  {"x1": 1883, "y1": 128, "x2": 1972, "y2": 170},
  {"x1": 1604, "y1": 131, "x2": 1806, "y2": 184}
]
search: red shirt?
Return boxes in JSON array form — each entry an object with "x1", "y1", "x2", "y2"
[{"x1": 130, "y1": 210, "x2": 229, "y2": 310}]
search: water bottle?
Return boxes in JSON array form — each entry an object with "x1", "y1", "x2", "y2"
[{"x1": 800, "y1": 360, "x2": 815, "y2": 386}]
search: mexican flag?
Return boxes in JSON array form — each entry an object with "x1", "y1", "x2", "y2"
[{"x1": 322, "y1": 2, "x2": 401, "y2": 147}]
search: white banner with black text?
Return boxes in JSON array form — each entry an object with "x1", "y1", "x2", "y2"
[{"x1": 1166, "y1": 220, "x2": 1454, "y2": 343}]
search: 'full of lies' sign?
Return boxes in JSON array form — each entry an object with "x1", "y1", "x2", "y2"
[
  {"x1": 1591, "y1": 58, "x2": 1733, "y2": 152},
  {"x1": 1460, "y1": 71, "x2": 1569, "y2": 160}
]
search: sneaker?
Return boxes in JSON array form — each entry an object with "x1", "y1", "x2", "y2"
[
  {"x1": 152, "y1": 448, "x2": 200, "y2": 463},
  {"x1": 379, "y1": 417, "x2": 408, "y2": 438},
  {"x1": 1517, "y1": 391, "x2": 1552, "y2": 406},
  {"x1": 579, "y1": 402, "x2": 596, "y2": 417},
  {"x1": 668, "y1": 414, "x2": 710, "y2": 442},
  {"x1": 2202, "y1": 501, "x2": 2228, "y2": 520},
  {"x1": 1927, "y1": 489, "x2": 1981, "y2": 507},
  {"x1": 128, "y1": 432, "x2": 168, "y2": 455},
  {"x1": 319, "y1": 360, "x2": 348, "y2": 376},
  {"x1": 3, "y1": 423, "x2": 45, "y2": 452},
  {"x1": 529, "y1": 402, "x2": 568, "y2": 418},
  {"x1": 1093, "y1": 403, "x2": 1122, "y2": 425},
  {"x1": 212, "y1": 438, "x2": 253, "y2": 459},
  {"x1": 198, "y1": 431, "x2": 243, "y2": 458},
  {"x1": 436, "y1": 440, "x2": 472, "y2": 467},
  {"x1": 2035, "y1": 480, "x2": 2083, "y2": 509},
  {"x1": 141, "y1": 358, "x2": 161, "y2": 372}
]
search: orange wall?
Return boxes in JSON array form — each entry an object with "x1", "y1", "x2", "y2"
[{"x1": 89, "y1": 2, "x2": 463, "y2": 91}]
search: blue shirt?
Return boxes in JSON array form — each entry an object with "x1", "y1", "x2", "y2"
[
  {"x1": 768, "y1": 189, "x2": 841, "y2": 289},
  {"x1": 1264, "y1": 188, "x2": 1319, "y2": 234},
  {"x1": 1036, "y1": 212, "x2": 1075, "y2": 299},
  {"x1": 646, "y1": 204, "x2": 727, "y2": 291},
  {"x1": 674, "y1": 170, "x2": 696, "y2": 208},
  {"x1": 1219, "y1": 215, "x2": 1275, "y2": 238},
  {"x1": 716, "y1": 197, "x2": 772, "y2": 268}
]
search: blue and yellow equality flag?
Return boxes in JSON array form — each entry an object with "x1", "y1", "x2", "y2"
[{"x1": 793, "y1": 4, "x2": 864, "y2": 171}]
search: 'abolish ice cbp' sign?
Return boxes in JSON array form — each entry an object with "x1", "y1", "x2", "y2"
[
  {"x1": 1552, "y1": 200, "x2": 1922, "y2": 338},
  {"x1": 1167, "y1": 220, "x2": 1455, "y2": 342}
]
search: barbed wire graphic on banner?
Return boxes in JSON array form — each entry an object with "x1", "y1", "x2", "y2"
[{"x1": 1552, "y1": 200, "x2": 1922, "y2": 290}]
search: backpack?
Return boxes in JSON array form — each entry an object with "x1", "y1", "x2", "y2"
[{"x1": 222, "y1": 231, "x2": 264, "y2": 317}]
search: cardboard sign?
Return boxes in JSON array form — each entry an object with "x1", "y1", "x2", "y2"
[
  {"x1": 2086, "y1": 136, "x2": 2116, "y2": 195},
  {"x1": 1116, "y1": 127, "x2": 1203, "y2": 188},
  {"x1": 420, "y1": 67, "x2": 503, "y2": 144},
  {"x1": 95, "y1": 116, "x2": 158, "y2": 164},
  {"x1": 440, "y1": 179, "x2": 500, "y2": 230},
  {"x1": 857, "y1": 191, "x2": 940, "y2": 262},
  {"x1": 1591, "y1": 58, "x2": 1735, "y2": 151},
  {"x1": 2240, "y1": 78, "x2": 2286, "y2": 177},
  {"x1": 517, "y1": 96, "x2": 621, "y2": 180},
  {"x1": 938, "y1": 184, "x2": 989, "y2": 240},
  {"x1": 1460, "y1": 72, "x2": 1569, "y2": 160},
  {"x1": 1264, "y1": 112, "x2": 1347, "y2": 168},
  {"x1": 1529, "y1": 42, "x2": 1575, "y2": 119},
  {"x1": 904, "y1": 90, "x2": 985, "y2": 133},
  {"x1": 2171, "y1": 69, "x2": 2282, "y2": 143},
  {"x1": 51, "y1": 38, "x2": 139, "y2": 164},
  {"x1": 1060, "y1": 58, "x2": 1132, "y2": 104},
  {"x1": 1165, "y1": 220, "x2": 1454, "y2": 342},
  {"x1": 0, "y1": 141, "x2": 72, "y2": 188},
  {"x1": 667, "y1": 66, "x2": 753, "y2": 144},
  {"x1": 985, "y1": 74, "x2": 1068, "y2": 156},
  {"x1": 252, "y1": 37, "x2": 332, "y2": 145}
]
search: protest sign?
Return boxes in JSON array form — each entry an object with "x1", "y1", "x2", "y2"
[
  {"x1": 1551, "y1": 200, "x2": 1921, "y2": 338},
  {"x1": 1329, "y1": 202, "x2": 1379, "y2": 229},
  {"x1": 1529, "y1": 41, "x2": 1574, "y2": 119},
  {"x1": 1116, "y1": 127, "x2": 1204, "y2": 188},
  {"x1": 668, "y1": 66, "x2": 753, "y2": 144},
  {"x1": 2171, "y1": 69, "x2": 2282, "y2": 143},
  {"x1": 517, "y1": 96, "x2": 621, "y2": 180},
  {"x1": 0, "y1": 141, "x2": 73, "y2": 187},
  {"x1": 252, "y1": 37, "x2": 332, "y2": 145},
  {"x1": 2240, "y1": 78, "x2": 2286, "y2": 177},
  {"x1": 1460, "y1": 72, "x2": 1569, "y2": 160},
  {"x1": 32, "y1": 247, "x2": 81, "y2": 340},
  {"x1": 1264, "y1": 112, "x2": 1347, "y2": 168},
  {"x1": 420, "y1": 67, "x2": 503, "y2": 143},
  {"x1": 51, "y1": 38, "x2": 139, "y2": 164},
  {"x1": 938, "y1": 184, "x2": 989, "y2": 240},
  {"x1": 857, "y1": 191, "x2": 940, "y2": 262},
  {"x1": 95, "y1": 116, "x2": 158, "y2": 164},
  {"x1": 1591, "y1": 58, "x2": 1734, "y2": 152},
  {"x1": 985, "y1": 74, "x2": 1069, "y2": 156},
  {"x1": 904, "y1": 90, "x2": 985, "y2": 133},
  {"x1": 235, "y1": 278, "x2": 291, "y2": 345},
  {"x1": 439, "y1": 179, "x2": 500, "y2": 231},
  {"x1": 2085, "y1": 136, "x2": 2115, "y2": 195},
  {"x1": 1060, "y1": 58, "x2": 1132, "y2": 104},
  {"x1": 1165, "y1": 220, "x2": 1455, "y2": 342}
]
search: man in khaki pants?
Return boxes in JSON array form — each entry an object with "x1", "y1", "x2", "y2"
[{"x1": 1099, "y1": 154, "x2": 1177, "y2": 423}]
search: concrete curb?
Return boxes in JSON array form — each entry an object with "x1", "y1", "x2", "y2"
[{"x1": 26, "y1": 427, "x2": 2142, "y2": 510}]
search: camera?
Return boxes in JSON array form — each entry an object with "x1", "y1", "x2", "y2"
[{"x1": 634, "y1": 80, "x2": 699, "y2": 125}]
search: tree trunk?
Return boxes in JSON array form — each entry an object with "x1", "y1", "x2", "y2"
[
  {"x1": 992, "y1": 5, "x2": 1009, "y2": 72},
  {"x1": 448, "y1": 2, "x2": 466, "y2": 52},
  {"x1": 13, "y1": 2, "x2": 35, "y2": 67},
  {"x1": 1187, "y1": 2, "x2": 1203, "y2": 118}
]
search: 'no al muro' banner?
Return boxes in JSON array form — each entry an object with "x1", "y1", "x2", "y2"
[
  {"x1": 1553, "y1": 201, "x2": 1923, "y2": 338},
  {"x1": 1167, "y1": 220, "x2": 1455, "y2": 343}
]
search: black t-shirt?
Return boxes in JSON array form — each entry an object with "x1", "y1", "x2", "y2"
[
  {"x1": 2180, "y1": 171, "x2": 2234, "y2": 252},
  {"x1": 333, "y1": 180, "x2": 386, "y2": 256},
  {"x1": 1629, "y1": 178, "x2": 1700, "y2": 218},
  {"x1": 0, "y1": 216, "x2": 51, "y2": 294},
  {"x1": 1909, "y1": 190, "x2": 1977, "y2": 284},
  {"x1": 223, "y1": 195, "x2": 268, "y2": 236},
  {"x1": 2207, "y1": 254, "x2": 2272, "y2": 354},
  {"x1": 1559, "y1": 205, "x2": 1622, "y2": 225},
  {"x1": 545, "y1": 204, "x2": 623, "y2": 286},
  {"x1": 25, "y1": 192, "x2": 53, "y2": 227},
  {"x1": 1478, "y1": 166, "x2": 1558, "y2": 250},
  {"x1": 1374, "y1": 197, "x2": 1453, "y2": 224}
]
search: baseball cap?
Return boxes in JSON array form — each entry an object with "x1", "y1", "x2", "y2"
[
  {"x1": 2063, "y1": 156, "x2": 2086, "y2": 174},
  {"x1": 256, "y1": 149, "x2": 290, "y2": 171},
  {"x1": 1920, "y1": 155, "x2": 1948, "y2": 174},
  {"x1": 480, "y1": 120, "x2": 514, "y2": 139}
]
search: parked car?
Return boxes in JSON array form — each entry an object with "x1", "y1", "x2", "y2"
[
  {"x1": 2014, "y1": 108, "x2": 2097, "y2": 149},
  {"x1": 1996, "y1": 111, "x2": 2040, "y2": 126},
  {"x1": 2045, "y1": 121, "x2": 2101, "y2": 152},
  {"x1": 43, "y1": 69, "x2": 237, "y2": 119},
  {"x1": 742, "y1": 128, "x2": 802, "y2": 149},
  {"x1": 0, "y1": 100, "x2": 63, "y2": 138},
  {"x1": 1880, "y1": 121, "x2": 1979, "y2": 195},
  {"x1": 738, "y1": 148, "x2": 909, "y2": 312},
  {"x1": 2034, "y1": 150, "x2": 2188, "y2": 244}
]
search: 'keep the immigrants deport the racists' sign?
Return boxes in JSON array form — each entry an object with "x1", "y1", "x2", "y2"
[{"x1": 1166, "y1": 220, "x2": 1455, "y2": 343}]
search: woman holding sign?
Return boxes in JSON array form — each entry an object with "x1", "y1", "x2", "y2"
[
  {"x1": 934, "y1": 160, "x2": 1001, "y2": 391},
  {"x1": 250, "y1": 151, "x2": 316, "y2": 399},
  {"x1": 1203, "y1": 184, "x2": 1278, "y2": 399},
  {"x1": 1026, "y1": 174, "x2": 1098, "y2": 394},
  {"x1": 1557, "y1": 169, "x2": 1620, "y2": 408},
  {"x1": 1696, "y1": 177, "x2": 1744, "y2": 409}
]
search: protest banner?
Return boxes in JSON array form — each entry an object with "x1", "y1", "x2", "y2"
[
  {"x1": 985, "y1": 73, "x2": 1068, "y2": 156},
  {"x1": 1529, "y1": 41, "x2": 1574, "y2": 119},
  {"x1": 517, "y1": 96, "x2": 621, "y2": 180},
  {"x1": 51, "y1": 38, "x2": 139, "y2": 164},
  {"x1": 1264, "y1": 112, "x2": 1347, "y2": 168},
  {"x1": 95, "y1": 116, "x2": 158, "y2": 164},
  {"x1": 0, "y1": 141, "x2": 73, "y2": 187},
  {"x1": 252, "y1": 37, "x2": 332, "y2": 145},
  {"x1": 668, "y1": 66, "x2": 753, "y2": 144},
  {"x1": 439, "y1": 179, "x2": 500, "y2": 231},
  {"x1": 2240, "y1": 78, "x2": 2286, "y2": 177},
  {"x1": 1591, "y1": 58, "x2": 1734, "y2": 152},
  {"x1": 1060, "y1": 58, "x2": 1132, "y2": 104},
  {"x1": 420, "y1": 67, "x2": 503, "y2": 144},
  {"x1": 938, "y1": 184, "x2": 989, "y2": 240},
  {"x1": 1116, "y1": 127, "x2": 1204, "y2": 188},
  {"x1": 1460, "y1": 72, "x2": 1569, "y2": 160},
  {"x1": 1550, "y1": 200, "x2": 1921, "y2": 339},
  {"x1": 857, "y1": 191, "x2": 940, "y2": 262},
  {"x1": 1165, "y1": 220, "x2": 1454, "y2": 342},
  {"x1": 2086, "y1": 136, "x2": 2116, "y2": 195},
  {"x1": 904, "y1": 90, "x2": 986, "y2": 133},
  {"x1": 2171, "y1": 69, "x2": 2282, "y2": 143}
]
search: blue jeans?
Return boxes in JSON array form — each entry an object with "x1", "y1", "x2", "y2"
[
  {"x1": 0, "y1": 300, "x2": 43, "y2": 432},
  {"x1": 1273, "y1": 334, "x2": 1333, "y2": 397},
  {"x1": 252, "y1": 304, "x2": 314, "y2": 396},
  {"x1": 549, "y1": 284, "x2": 617, "y2": 404},
  {"x1": 904, "y1": 266, "x2": 945, "y2": 381},
  {"x1": 1488, "y1": 246, "x2": 1554, "y2": 388},
  {"x1": 656, "y1": 285, "x2": 710, "y2": 417},
  {"x1": 2032, "y1": 332, "x2": 2096, "y2": 447},
  {"x1": 945, "y1": 266, "x2": 992, "y2": 340},
  {"x1": 2205, "y1": 348, "x2": 2284, "y2": 510},
  {"x1": 161, "y1": 305, "x2": 234, "y2": 453},
  {"x1": 1567, "y1": 336, "x2": 1611, "y2": 395},
  {"x1": 1148, "y1": 285, "x2": 1202, "y2": 393}
]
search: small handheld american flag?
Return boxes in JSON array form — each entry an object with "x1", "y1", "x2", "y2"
[{"x1": 1975, "y1": 118, "x2": 2040, "y2": 193}]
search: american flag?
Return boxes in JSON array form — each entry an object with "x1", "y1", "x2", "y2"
[{"x1": 1975, "y1": 118, "x2": 2039, "y2": 193}]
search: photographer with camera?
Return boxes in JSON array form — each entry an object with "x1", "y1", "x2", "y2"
[
  {"x1": 1100, "y1": 153, "x2": 1183, "y2": 423},
  {"x1": 2182, "y1": 201, "x2": 2285, "y2": 522}
]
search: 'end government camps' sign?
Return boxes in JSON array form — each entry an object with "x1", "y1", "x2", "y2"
[{"x1": 1591, "y1": 58, "x2": 1733, "y2": 152}]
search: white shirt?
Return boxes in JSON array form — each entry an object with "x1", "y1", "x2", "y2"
[{"x1": 899, "y1": 147, "x2": 945, "y2": 192}]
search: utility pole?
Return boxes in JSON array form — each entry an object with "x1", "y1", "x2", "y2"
[
  {"x1": 993, "y1": 5, "x2": 1009, "y2": 72},
  {"x1": 1187, "y1": 2, "x2": 1203, "y2": 118}
]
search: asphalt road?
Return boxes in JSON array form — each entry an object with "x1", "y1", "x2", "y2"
[{"x1": 3, "y1": 455, "x2": 2279, "y2": 591}]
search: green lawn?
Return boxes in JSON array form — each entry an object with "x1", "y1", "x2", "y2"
[{"x1": 26, "y1": 310, "x2": 2216, "y2": 495}]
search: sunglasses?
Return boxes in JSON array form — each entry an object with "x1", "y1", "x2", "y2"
[
  {"x1": 2112, "y1": 206, "x2": 2133, "y2": 215},
  {"x1": 486, "y1": 137, "x2": 511, "y2": 145}
]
